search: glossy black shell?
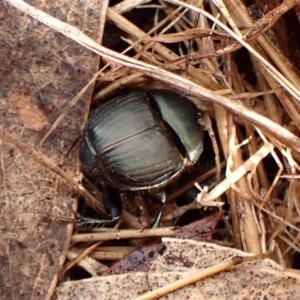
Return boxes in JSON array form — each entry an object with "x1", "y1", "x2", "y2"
[{"x1": 79, "y1": 89, "x2": 203, "y2": 190}]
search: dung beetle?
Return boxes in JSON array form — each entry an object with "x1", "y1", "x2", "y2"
[{"x1": 79, "y1": 89, "x2": 204, "y2": 226}]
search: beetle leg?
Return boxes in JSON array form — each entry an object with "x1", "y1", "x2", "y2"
[
  {"x1": 103, "y1": 184, "x2": 123, "y2": 221},
  {"x1": 148, "y1": 191, "x2": 166, "y2": 228},
  {"x1": 51, "y1": 213, "x2": 116, "y2": 226}
]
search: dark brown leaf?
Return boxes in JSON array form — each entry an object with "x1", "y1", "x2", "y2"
[{"x1": 103, "y1": 212, "x2": 223, "y2": 275}]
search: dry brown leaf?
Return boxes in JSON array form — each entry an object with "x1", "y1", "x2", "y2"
[
  {"x1": 0, "y1": 1, "x2": 106, "y2": 299},
  {"x1": 54, "y1": 238, "x2": 300, "y2": 300}
]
